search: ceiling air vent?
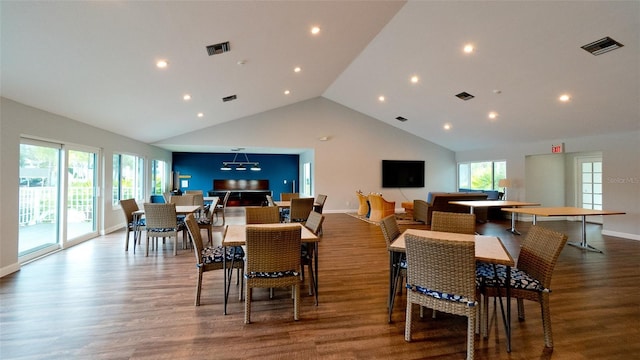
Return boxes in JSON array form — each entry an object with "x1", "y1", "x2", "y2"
[
  {"x1": 222, "y1": 95, "x2": 237, "y2": 102},
  {"x1": 206, "y1": 41, "x2": 231, "y2": 56},
  {"x1": 395, "y1": 116, "x2": 408, "y2": 122},
  {"x1": 455, "y1": 92, "x2": 474, "y2": 101},
  {"x1": 581, "y1": 36, "x2": 623, "y2": 56}
]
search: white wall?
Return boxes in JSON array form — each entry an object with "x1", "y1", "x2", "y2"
[
  {"x1": 0, "y1": 98, "x2": 172, "y2": 276},
  {"x1": 155, "y1": 97, "x2": 457, "y2": 212},
  {"x1": 456, "y1": 131, "x2": 640, "y2": 239}
]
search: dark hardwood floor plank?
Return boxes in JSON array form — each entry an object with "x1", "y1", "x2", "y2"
[{"x1": 1, "y1": 209, "x2": 639, "y2": 359}]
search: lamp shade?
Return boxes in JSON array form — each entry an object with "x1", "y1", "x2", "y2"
[{"x1": 498, "y1": 179, "x2": 511, "y2": 188}]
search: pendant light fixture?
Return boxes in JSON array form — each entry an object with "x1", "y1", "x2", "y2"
[{"x1": 221, "y1": 152, "x2": 261, "y2": 171}]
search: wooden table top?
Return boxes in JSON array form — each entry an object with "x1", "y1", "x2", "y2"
[
  {"x1": 390, "y1": 229, "x2": 514, "y2": 266},
  {"x1": 449, "y1": 200, "x2": 540, "y2": 208},
  {"x1": 501, "y1": 206, "x2": 626, "y2": 217},
  {"x1": 223, "y1": 223, "x2": 319, "y2": 247},
  {"x1": 133, "y1": 205, "x2": 202, "y2": 216}
]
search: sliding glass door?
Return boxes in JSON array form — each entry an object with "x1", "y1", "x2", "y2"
[
  {"x1": 19, "y1": 140, "x2": 100, "y2": 261},
  {"x1": 19, "y1": 140, "x2": 61, "y2": 257}
]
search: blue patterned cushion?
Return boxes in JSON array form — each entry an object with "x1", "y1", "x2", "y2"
[
  {"x1": 406, "y1": 284, "x2": 476, "y2": 307},
  {"x1": 476, "y1": 262, "x2": 548, "y2": 292},
  {"x1": 245, "y1": 270, "x2": 299, "y2": 279},
  {"x1": 201, "y1": 246, "x2": 245, "y2": 264},
  {"x1": 147, "y1": 227, "x2": 178, "y2": 233}
]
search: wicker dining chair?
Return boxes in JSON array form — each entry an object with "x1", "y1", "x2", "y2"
[
  {"x1": 313, "y1": 194, "x2": 327, "y2": 213},
  {"x1": 404, "y1": 234, "x2": 477, "y2": 360},
  {"x1": 245, "y1": 206, "x2": 280, "y2": 224},
  {"x1": 120, "y1": 198, "x2": 144, "y2": 252},
  {"x1": 280, "y1": 192, "x2": 300, "y2": 201},
  {"x1": 184, "y1": 214, "x2": 244, "y2": 306},
  {"x1": 197, "y1": 197, "x2": 219, "y2": 245},
  {"x1": 287, "y1": 197, "x2": 315, "y2": 223},
  {"x1": 302, "y1": 211, "x2": 324, "y2": 301},
  {"x1": 244, "y1": 225, "x2": 302, "y2": 324},
  {"x1": 379, "y1": 214, "x2": 405, "y2": 323},
  {"x1": 213, "y1": 191, "x2": 231, "y2": 226},
  {"x1": 170, "y1": 194, "x2": 196, "y2": 206},
  {"x1": 476, "y1": 225, "x2": 568, "y2": 348},
  {"x1": 143, "y1": 203, "x2": 185, "y2": 256},
  {"x1": 431, "y1": 211, "x2": 476, "y2": 234}
]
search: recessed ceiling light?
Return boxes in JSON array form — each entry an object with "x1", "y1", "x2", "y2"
[
  {"x1": 378, "y1": 95, "x2": 385, "y2": 102},
  {"x1": 311, "y1": 26, "x2": 320, "y2": 35},
  {"x1": 410, "y1": 75, "x2": 419, "y2": 84},
  {"x1": 463, "y1": 44, "x2": 474, "y2": 53},
  {"x1": 284, "y1": 90, "x2": 291, "y2": 95},
  {"x1": 156, "y1": 60, "x2": 168, "y2": 68},
  {"x1": 559, "y1": 94, "x2": 571, "y2": 102},
  {"x1": 197, "y1": 112, "x2": 204, "y2": 118},
  {"x1": 443, "y1": 123, "x2": 452, "y2": 130},
  {"x1": 488, "y1": 112, "x2": 498, "y2": 119},
  {"x1": 183, "y1": 94, "x2": 191, "y2": 101},
  {"x1": 294, "y1": 67, "x2": 301, "y2": 73}
]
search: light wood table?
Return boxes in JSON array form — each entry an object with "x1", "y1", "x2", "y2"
[
  {"x1": 450, "y1": 200, "x2": 540, "y2": 235},
  {"x1": 222, "y1": 223, "x2": 320, "y2": 314},
  {"x1": 502, "y1": 207, "x2": 626, "y2": 253},
  {"x1": 390, "y1": 229, "x2": 515, "y2": 352}
]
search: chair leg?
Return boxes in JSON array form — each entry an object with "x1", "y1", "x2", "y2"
[
  {"x1": 245, "y1": 286, "x2": 252, "y2": 324},
  {"x1": 467, "y1": 312, "x2": 476, "y2": 360},
  {"x1": 540, "y1": 293, "x2": 554, "y2": 348},
  {"x1": 517, "y1": 298, "x2": 526, "y2": 321},
  {"x1": 195, "y1": 270, "x2": 203, "y2": 306},
  {"x1": 293, "y1": 284, "x2": 300, "y2": 321},
  {"x1": 125, "y1": 229, "x2": 130, "y2": 251},
  {"x1": 145, "y1": 234, "x2": 150, "y2": 257},
  {"x1": 405, "y1": 300, "x2": 413, "y2": 342}
]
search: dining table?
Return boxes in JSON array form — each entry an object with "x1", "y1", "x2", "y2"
[
  {"x1": 221, "y1": 223, "x2": 320, "y2": 314},
  {"x1": 449, "y1": 200, "x2": 540, "y2": 235},
  {"x1": 390, "y1": 229, "x2": 515, "y2": 352},
  {"x1": 502, "y1": 206, "x2": 626, "y2": 253}
]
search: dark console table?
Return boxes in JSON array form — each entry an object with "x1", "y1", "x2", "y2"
[{"x1": 209, "y1": 179, "x2": 272, "y2": 207}]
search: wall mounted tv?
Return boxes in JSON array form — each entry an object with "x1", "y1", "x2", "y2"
[{"x1": 382, "y1": 160, "x2": 425, "y2": 188}]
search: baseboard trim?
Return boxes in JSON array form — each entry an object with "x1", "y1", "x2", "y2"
[
  {"x1": 0, "y1": 262, "x2": 21, "y2": 278},
  {"x1": 602, "y1": 230, "x2": 640, "y2": 241}
]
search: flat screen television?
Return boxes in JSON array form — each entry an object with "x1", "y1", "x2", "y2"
[{"x1": 382, "y1": 160, "x2": 425, "y2": 188}]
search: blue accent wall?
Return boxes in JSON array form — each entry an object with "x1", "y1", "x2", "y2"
[{"x1": 172, "y1": 152, "x2": 299, "y2": 196}]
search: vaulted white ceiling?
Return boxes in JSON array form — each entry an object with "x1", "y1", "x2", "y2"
[{"x1": 2, "y1": 1, "x2": 638, "y2": 152}]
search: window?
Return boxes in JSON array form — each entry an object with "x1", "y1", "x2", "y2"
[
  {"x1": 151, "y1": 159, "x2": 168, "y2": 195},
  {"x1": 458, "y1": 160, "x2": 506, "y2": 190},
  {"x1": 113, "y1": 153, "x2": 144, "y2": 205}
]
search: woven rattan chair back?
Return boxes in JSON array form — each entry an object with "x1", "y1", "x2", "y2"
[
  {"x1": 213, "y1": 191, "x2": 231, "y2": 226},
  {"x1": 404, "y1": 234, "x2": 476, "y2": 359},
  {"x1": 518, "y1": 225, "x2": 568, "y2": 289},
  {"x1": 185, "y1": 214, "x2": 206, "y2": 265},
  {"x1": 431, "y1": 211, "x2": 476, "y2": 235},
  {"x1": 244, "y1": 225, "x2": 302, "y2": 323},
  {"x1": 379, "y1": 214, "x2": 401, "y2": 249},
  {"x1": 304, "y1": 211, "x2": 324, "y2": 235},
  {"x1": 288, "y1": 197, "x2": 315, "y2": 223},
  {"x1": 314, "y1": 194, "x2": 327, "y2": 213},
  {"x1": 143, "y1": 203, "x2": 180, "y2": 256},
  {"x1": 170, "y1": 194, "x2": 196, "y2": 206},
  {"x1": 280, "y1": 192, "x2": 299, "y2": 201},
  {"x1": 245, "y1": 206, "x2": 280, "y2": 224},
  {"x1": 120, "y1": 198, "x2": 139, "y2": 251},
  {"x1": 265, "y1": 194, "x2": 276, "y2": 206},
  {"x1": 184, "y1": 190, "x2": 203, "y2": 195}
]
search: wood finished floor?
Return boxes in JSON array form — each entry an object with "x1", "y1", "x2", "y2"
[{"x1": 1, "y1": 209, "x2": 639, "y2": 359}]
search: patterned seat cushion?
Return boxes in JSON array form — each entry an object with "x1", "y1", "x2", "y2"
[
  {"x1": 147, "y1": 227, "x2": 178, "y2": 233},
  {"x1": 476, "y1": 262, "x2": 548, "y2": 292},
  {"x1": 245, "y1": 270, "x2": 300, "y2": 279},
  {"x1": 201, "y1": 245, "x2": 245, "y2": 264},
  {"x1": 406, "y1": 284, "x2": 476, "y2": 307}
]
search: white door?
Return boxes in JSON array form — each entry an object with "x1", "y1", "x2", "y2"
[{"x1": 577, "y1": 156, "x2": 603, "y2": 224}]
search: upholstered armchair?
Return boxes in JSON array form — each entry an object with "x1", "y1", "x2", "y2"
[{"x1": 367, "y1": 193, "x2": 395, "y2": 222}]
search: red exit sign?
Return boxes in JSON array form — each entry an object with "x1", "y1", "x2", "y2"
[{"x1": 552, "y1": 143, "x2": 564, "y2": 153}]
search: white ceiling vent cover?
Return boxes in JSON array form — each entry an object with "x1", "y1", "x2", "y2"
[
  {"x1": 207, "y1": 41, "x2": 231, "y2": 56},
  {"x1": 581, "y1": 37, "x2": 624, "y2": 56}
]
